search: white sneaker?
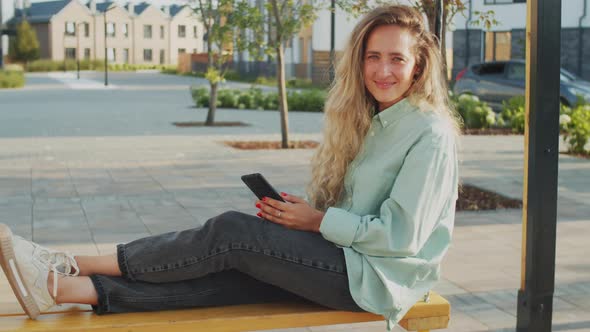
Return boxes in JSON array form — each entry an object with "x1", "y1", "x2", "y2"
[{"x1": 0, "y1": 224, "x2": 79, "y2": 319}]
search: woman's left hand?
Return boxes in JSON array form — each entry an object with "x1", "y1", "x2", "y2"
[{"x1": 255, "y1": 193, "x2": 325, "y2": 233}]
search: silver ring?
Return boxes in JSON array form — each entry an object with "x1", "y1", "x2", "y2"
[{"x1": 278, "y1": 212, "x2": 282, "y2": 218}]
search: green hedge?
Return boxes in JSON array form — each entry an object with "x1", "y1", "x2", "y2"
[
  {"x1": 24, "y1": 59, "x2": 176, "y2": 72},
  {"x1": 561, "y1": 102, "x2": 590, "y2": 155},
  {"x1": 191, "y1": 86, "x2": 327, "y2": 112},
  {"x1": 0, "y1": 70, "x2": 25, "y2": 88},
  {"x1": 500, "y1": 95, "x2": 590, "y2": 155},
  {"x1": 26, "y1": 59, "x2": 104, "y2": 72},
  {"x1": 451, "y1": 93, "x2": 497, "y2": 129}
]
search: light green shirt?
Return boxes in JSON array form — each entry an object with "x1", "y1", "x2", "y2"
[{"x1": 319, "y1": 98, "x2": 459, "y2": 330}]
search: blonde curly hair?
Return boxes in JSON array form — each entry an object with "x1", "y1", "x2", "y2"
[{"x1": 307, "y1": 5, "x2": 461, "y2": 211}]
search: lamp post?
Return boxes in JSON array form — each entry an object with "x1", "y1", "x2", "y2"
[
  {"x1": 104, "y1": 6, "x2": 108, "y2": 86},
  {"x1": 76, "y1": 22, "x2": 82, "y2": 79},
  {"x1": 0, "y1": 0, "x2": 4, "y2": 69},
  {"x1": 103, "y1": 4, "x2": 117, "y2": 86}
]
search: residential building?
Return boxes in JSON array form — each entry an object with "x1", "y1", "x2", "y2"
[
  {"x1": 7, "y1": 0, "x2": 204, "y2": 66},
  {"x1": 169, "y1": 4, "x2": 203, "y2": 67}
]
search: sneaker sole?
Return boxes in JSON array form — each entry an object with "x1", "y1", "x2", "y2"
[{"x1": 0, "y1": 224, "x2": 41, "y2": 319}]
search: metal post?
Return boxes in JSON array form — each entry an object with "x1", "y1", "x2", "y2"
[
  {"x1": 329, "y1": 0, "x2": 335, "y2": 83},
  {"x1": 76, "y1": 22, "x2": 80, "y2": 79},
  {"x1": 0, "y1": 0, "x2": 4, "y2": 69},
  {"x1": 516, "y1": 0, "x2": 561, "y2": 331},
  {"x1": 104, "y1": 7, "x2": 108, "y2": 86},
  {"x1": 434, "y1": 0, "x2": 443, "y2": 48}
]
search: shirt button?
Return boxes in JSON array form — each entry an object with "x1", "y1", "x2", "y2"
[
  {"x1": 370, "y1": 131, "x2": 375, "y2": 136},
  {"x1": 383, "y1": 120, "x2": 388, "y2": 125},
  {"x1": 348, "y1": 197, "x2": 352, "y2": 202}
]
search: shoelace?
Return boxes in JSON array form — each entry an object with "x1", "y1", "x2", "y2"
[{"x1": 37, "y1": 248, "x2": 80, "y2": 299}]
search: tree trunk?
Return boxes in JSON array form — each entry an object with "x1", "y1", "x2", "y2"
[
  {"x1": 441, "y1": 26, "x2": 449, "y2": 81},
  {"x1": 205, "y1": 82, "x2": 218, "y2": 126},
  {"x1": 276, "y1": 43, "x2": 290, "y2": 149}
]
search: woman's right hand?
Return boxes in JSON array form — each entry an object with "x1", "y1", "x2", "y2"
[{"x1": 256, "y1": 193, "x2": 325, "y2": 233}]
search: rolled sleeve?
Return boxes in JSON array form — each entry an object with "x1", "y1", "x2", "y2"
[{"x1": 319, "y1": 207, "x2": 361, "y2": 247}]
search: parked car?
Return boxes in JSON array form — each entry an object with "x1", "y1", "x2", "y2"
[{"x1": 453, "y1": 60, "x2": 590, "y2": 112}]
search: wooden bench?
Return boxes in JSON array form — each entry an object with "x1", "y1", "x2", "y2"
[{"x1": 0, "y1": 291, "x2": 449, "y2": 332}]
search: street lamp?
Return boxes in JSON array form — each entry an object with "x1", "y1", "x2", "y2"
[
  {"x1": 0, "y1": 0, "x2": 4, "y2": 69},
  {"x1": 104, "y1": 4, "x2": 116, "y2": 86},
  {"x1": 76, "y1": 22, "x2": 83, "y2": 80}
]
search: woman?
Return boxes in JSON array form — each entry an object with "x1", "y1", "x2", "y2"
[{"x1": 0, "y1": 5, "x2": 460, "y2": 330}]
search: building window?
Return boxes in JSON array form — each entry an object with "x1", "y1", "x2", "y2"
[
  {"x1": 193, "y1": 48, "x2": 197, "y2": 54},
  {"x1": 107, "y1": 22, "x2": 115, "y2": 37},
  {"x1": 160, "y1": 25, "x2": 164, "y2": 39},
  {"x1": 144, "y1": 25, "x2": 152, "y2": 39},
  {"x1": 65, "y1": 22, "x2": 76, "y2": 36},
  {"x1": 84, "y1": 48, "x2": 91, "y2": 60},
  {"x1": 107, "y1": 48, "x2": 116, "y2": 62},
  {"x1": 83, "y1": 23, "x2": 90, "y2": 37},
  {"x1": 144, "y1": 49, "x2": 153, "y2": 62},
  {"x1": 485, "y1": 31, "x2": 511, "y2": 61},
  {"x1": 123, "y1": 48, "x2": 129, "y2": 63},
  {"x1": 160, "y1": 49, "x2": 165, "y2": 64},
  {"x1": 178, "y1": 25, "x2": 186, "y2": 38},
  {"x1": 65, "y1": 48, "x2": 76, "y2": 59},
  {"x1": 193, "y1": 26, "x2": 197, "y2": 38},
  {"x1": 178, "y1": 48, "x2": 186, "y2": 54},
  {"x1": 123, "y1": 23, "x2": 129, "y2": 38}
]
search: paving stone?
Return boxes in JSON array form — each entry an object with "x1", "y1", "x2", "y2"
[{"x1": 0, "y1": 75, "x2": 589, "y2": 330}]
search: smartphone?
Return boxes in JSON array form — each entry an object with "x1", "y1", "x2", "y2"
[{"x1": 241, "y1": 173, "x2": 286, "y2": 202}]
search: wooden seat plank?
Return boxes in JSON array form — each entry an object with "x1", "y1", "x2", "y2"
[{"x1": 0, "y1": 292, "x2": 449, "y2": 332}]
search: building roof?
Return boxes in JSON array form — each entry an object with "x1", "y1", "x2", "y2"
[
  {"x1": 9, "y1": 0, "x2": 70, "y2": 24},
  {"x1": 169, "y1": 4, "x2": 186, "y2": 17},
  {"x1": 125, "y1": 2, "x2": 150, "y2": 16},
  {"x1": 95, "y1": 1, "x2": 116, "y2": 13}
]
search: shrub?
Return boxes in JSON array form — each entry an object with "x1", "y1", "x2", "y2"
[
  {"x1": 190, "y1": 86, "x2": 327, "y2": 112},
  {"x1": 0, "y1": 70, "x2": 25, "y2": 88},
  {"x1": 561, "y1": 103, "x2": 590, "y2": 155},
  {"x1": 26, "y1": 59, "x2": 104, "y2": 72},
  {"x1": 262, "y1": 92, "x2": 279, "y2": 110},
  {"x1": 500, "y1": 96, "x2": 526, "y2": 133},
  {"x1": 190, "y1": 87, "x2": 209, "y2": 107},
  {"x1": 454, "y1": 94, "x2": 496, "y2": 129},
  {"x1": 237, "y1": 91, "x2": 256, "y2": 109},
  {"x1": 288, "y1": 89, "x2": 326, "y2": 112},
  {"x1": 217, "y1": 89, "x2": 239, "y2": 108}
]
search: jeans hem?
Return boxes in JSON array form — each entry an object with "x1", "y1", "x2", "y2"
[
  {"x1": 89, "y1": 275, "x2": 109, "y2": 315},
  {"x1": 117, "y1": 243, "x2": 135, "y2": 281}
]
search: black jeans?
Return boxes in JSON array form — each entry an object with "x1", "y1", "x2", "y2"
[{"x1": 89, "y1": 210, "x2": 365, "y2": 314}]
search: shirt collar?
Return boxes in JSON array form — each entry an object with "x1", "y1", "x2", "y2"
[{"x1": 373, "y1": 98, "x2": 416, "y2": 128}]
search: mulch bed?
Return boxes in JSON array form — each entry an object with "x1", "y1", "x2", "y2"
[
  {"x1": 463, "y1": 128, "x2": 517, "y2": 135},
  {"x1": 560, "y1": 152, "x2": 590, "y2": 159},
  {"x1": 457, "y1": 184, "x2": 522, "y2": 211},
  {"x1": 173, "y1": 121, "x2": 250, "y2": 127},
  {"x1": 223, "y1": 141, "x2": 523, "y2": 211},
  {"x1": 223, "y1": 140, "x2": 320, "y2": 149}
]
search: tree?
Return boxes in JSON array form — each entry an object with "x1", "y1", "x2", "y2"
[
  {"x1": 192, "y1": 0, "x2": 234, "y2": 126},
  {"x1": 191, "y1": 0, "x2": 265, "y2": 126},
  {"x1": 264, "y1": 0, "x2": 320, "y2": 148},
  {"x1": 10, "y1": 20, "x2": 40, "y2": 67}
]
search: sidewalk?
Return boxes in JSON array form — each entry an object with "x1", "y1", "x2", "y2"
[
  {"x1": 1, "y1": 132, "x2": 588, "y2": 331},
  {"x1": 0, "y1": 73, "x2": 589, "y2": 331}
]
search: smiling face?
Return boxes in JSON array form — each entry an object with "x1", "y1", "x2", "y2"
[{"x1": 363, "y1": 25, "x2": 418, "y2": 111}]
